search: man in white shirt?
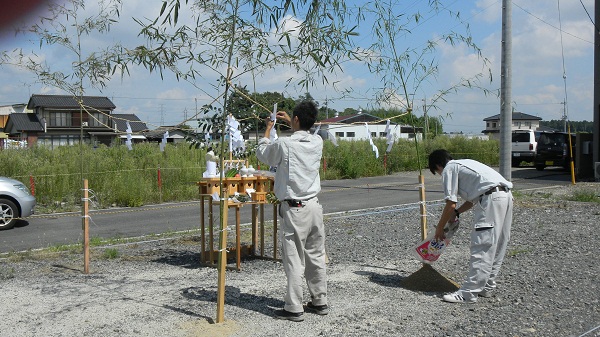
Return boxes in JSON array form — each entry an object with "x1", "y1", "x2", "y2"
[
  {"x1": 256, "y1": 100, "x2": 328, "y2": 322},
  {"x1": 428, "y1": 149, "x2": 513, "y2": 304}
]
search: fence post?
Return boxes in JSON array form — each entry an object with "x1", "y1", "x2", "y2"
[{"x1": 29, "y1": 175, "x2": 35, "y2": 196}]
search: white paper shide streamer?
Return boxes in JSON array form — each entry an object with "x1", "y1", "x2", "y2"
[
  {"x1": 269, "y1": 103, "x2": 278, "y2": 142},
  {"x1": 160, "y1": 131, "x2": 169, "y2": 152},
  {"x1": 227, "y1": 115, "x2": 245, "y2": 152},
  {"x1": 327, "y1": 129, "x2": 338, "y2": 146},
  {"x1": 125, "y1": 121, "x2": 133, "y2": 151},
  {"x1": 385, "y1": 120, "x2": 395, "y2": 153},
  {"x1": 364, "y1": 123, "x2": 379, "y2": 158}
]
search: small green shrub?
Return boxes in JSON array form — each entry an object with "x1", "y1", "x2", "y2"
[{"x1": 102, "y1": 248, "x2": 120, "y2": 259}]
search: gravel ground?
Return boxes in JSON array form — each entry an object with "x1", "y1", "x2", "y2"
[{"x1": 1, "y1": 183, "x2": 599, "y2": 337}]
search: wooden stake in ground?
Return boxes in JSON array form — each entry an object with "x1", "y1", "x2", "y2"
[
  {"x1": 216, "y1": 193, "x2": 229, "y2": 323},
  {"x1": 83, "y1": 179, "x2": 90, "y2": 274},
  {"x1": 418, "y1": 175, "x2": 427, "y2": 241},
  {"x1": 400, "y1": 175, "x2": 459, "y2": 293}
]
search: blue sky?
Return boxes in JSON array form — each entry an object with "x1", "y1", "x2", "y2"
[{"x1": 0, "y1": 0, "x2": 595, "y2": 134}]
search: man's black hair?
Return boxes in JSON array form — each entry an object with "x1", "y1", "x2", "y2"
[
  {"x1": 428, "y1": 149, "x2": 453, "y2": 175},
  {"x1": 293, "y1": 100, "x2": 318, "y2": 131}
]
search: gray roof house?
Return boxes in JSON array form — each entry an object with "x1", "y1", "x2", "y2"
[
  {"x1": 2, "y1": 94, "x2": 145, "y2": 149},
  {"x1": 2, "y1": 113, "x2": 45, "y2": 149},
  {"x1": 483, "y1": 111, "x2": 543, "y2": 139},
  {"x1": 25, "y1": 94, "x2": 118, "y2": 148}
]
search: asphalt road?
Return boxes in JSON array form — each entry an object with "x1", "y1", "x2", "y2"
[{"x1": 0, "y1": 167, "x2": 576, "y2": 253}]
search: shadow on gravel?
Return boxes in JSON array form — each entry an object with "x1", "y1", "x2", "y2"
[
  {"x1": 355, "y1": 270, "x2": 406, "y2": 288},
  {"x1": 181, "y1": 285, "x2": 284, "y2": 317},
  {"x1": 152, "y1": 250, "x2": 203, "y2": 269},
  {"x1": 152, "y1": 252, "x2": 272, "y2": 270},
  {"x1": 162, "y1": 304, "x2": 216, "y2": 323}
]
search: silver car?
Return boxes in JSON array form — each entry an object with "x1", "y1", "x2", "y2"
[{"x1": 0, "y1": 176, "x2": 36, "y2": 230}]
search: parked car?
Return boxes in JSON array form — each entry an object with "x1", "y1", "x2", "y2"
[
  {"x1": 511, "y1": 130, "x2": 541, "y2": 167},
  {"x1": 0, "y1": 176, "x2": 36, "y2": 230},
  {"x1": 534, "y1": 132, "x2": 576, "y2": 171}
]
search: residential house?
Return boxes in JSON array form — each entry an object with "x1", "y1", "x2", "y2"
[
  {"x1": 483, "y1": 111, "x2": 542, "y2": 140},
  {"x1": 3, "y1": 95, "x2": 147, "y2": 149},
  {"x1": 25, "y1": 94, "x2": 117, "y2": 148},
  {"x1": 316, "y1": 112, "x2": 423, "y2": 142},
  {"x1": 2, "y1": 113, "x2": 44, "y2": 148},
  {"x1": 0, "y1": 104, "x2": 32, "y2": 148}
]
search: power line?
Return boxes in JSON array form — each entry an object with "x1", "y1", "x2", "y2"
[{"x1": 513, "y1": 2, "x2": 593, "y2": 44}]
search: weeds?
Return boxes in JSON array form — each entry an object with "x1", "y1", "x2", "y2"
[
  {"x1": 568, "y1": 190, "x2": 600, "y2": 203},
  {"x1": 508, "y1": 247, "x2": 531, "y2": 257},
  {"x1": 102, "y1": 248, "x2": 120, "y2": 259},
  {"x1": 2, "y1": 137, "x2": 501, "y2": 212}
]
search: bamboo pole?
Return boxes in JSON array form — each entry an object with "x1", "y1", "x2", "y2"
[
  {"x1": 216, "y1": 194, "x2": 229, "y2": 323},
  {"x1": 83, "y1": 179, "x2": 90, "y2": 274},
  {"x1": 418, "y1": 175, "x2": 427, "y2": 241}
]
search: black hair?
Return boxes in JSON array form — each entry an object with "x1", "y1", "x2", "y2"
[
  {"x1": 428, "y1": 149, "x2": 453, "y2": 175},
  {"x1": 292, "y1": 100, "x2": 318, "y2": 130}
]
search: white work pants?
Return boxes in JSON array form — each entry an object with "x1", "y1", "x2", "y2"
[
  {"x1": 279, "y1": 198, "x2": 327, "y2": 313},
  {"x1": 460, "y1": 190, "x2": 513, "y2": 300}
]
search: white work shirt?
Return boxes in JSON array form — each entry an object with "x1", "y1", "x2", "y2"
[
  {"x1": 441, "y1": 159, "x2": 513, "y2": 203},
  {"x1": 256, "y1": 130, "x2": 323, "y2": 201}
]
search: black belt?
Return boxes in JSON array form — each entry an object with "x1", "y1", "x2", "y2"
[
  {"x1": 284, "y1": 197, "x2": 314, "y2": 207},
  {"x1": 484, "y1": 186, "x2": 509, "y2": 195}
]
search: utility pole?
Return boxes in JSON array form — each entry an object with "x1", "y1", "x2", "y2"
[
  {"x1": 499, "y1": 0, "x2": 513, "y2": 180},
  {"x1": 594, "y1": 0, "x2": 600, "y2": 166}
]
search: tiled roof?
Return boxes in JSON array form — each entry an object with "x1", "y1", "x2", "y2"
[
  {"x1": 483, "y1": 112, "x2": 542, "y2": 121},
  {"x1": 111, "y1": 114, "x2": 148, "y2": 133},
  {"x1": 5, "y1": 113, "x2": 44, "y2": 132},
  {"x1": 27, "y1": 94, "x2": 116, "y2": 110}
]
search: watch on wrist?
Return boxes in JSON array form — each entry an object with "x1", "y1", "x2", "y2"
[{"x1": 454, "y1": 209, "x2": 460, "y2": 218}]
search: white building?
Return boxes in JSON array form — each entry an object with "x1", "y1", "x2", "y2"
[{"x1": 315, "y1": 112, "x2": 423, "y2": 142}]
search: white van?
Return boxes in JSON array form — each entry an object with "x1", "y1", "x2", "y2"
[{"x1": 511, "y1": 130, "x2": 541, "y2": 167}]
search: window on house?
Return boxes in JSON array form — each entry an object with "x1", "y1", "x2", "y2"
[
  {"x1": 380, "y1": 132, "x2": 387, "y2": 137},
  {"x1": 525, "y1": 122, "x2": 531, "y2": 128},
  {"x1": 492, "y1": 122, "x2": 497, "y2": 128},
  {"x1": 346, "y1": 132, "x2": 355, "y2": 137},
  {"x1": 89, "y1": 112, "x2": 109, "y2": 127},
  {"x1": 335, "y1": 132, "x2": 344, "y2": 137},
  {"x1": 52, "y1": 112, "x2": 70, "y2": 127},
  {"x1": 371, "y1": 132, "x2": 377, "y2": 138},
  {"x1": 487, "y1": 122, "x2": 490, "y2": 128}
]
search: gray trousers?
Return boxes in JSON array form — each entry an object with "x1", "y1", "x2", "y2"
[
  {"x1": 279, "y1": 198, "x2": 327, "y2": 313},
  {"x1": 460, "y1": 190, "x2": 513, "y2": 300}
]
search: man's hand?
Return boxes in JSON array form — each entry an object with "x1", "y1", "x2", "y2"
[
  {"x1": 434, "y1": 223, "x2": 446, "y2": 242},
  {"x1": 276, "y1": 111, "x2": 291, "y2": 125}
]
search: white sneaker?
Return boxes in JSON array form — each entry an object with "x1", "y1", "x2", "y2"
[{"x1": 442, "y1": 291, "x2": 476, "y2": 304}]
